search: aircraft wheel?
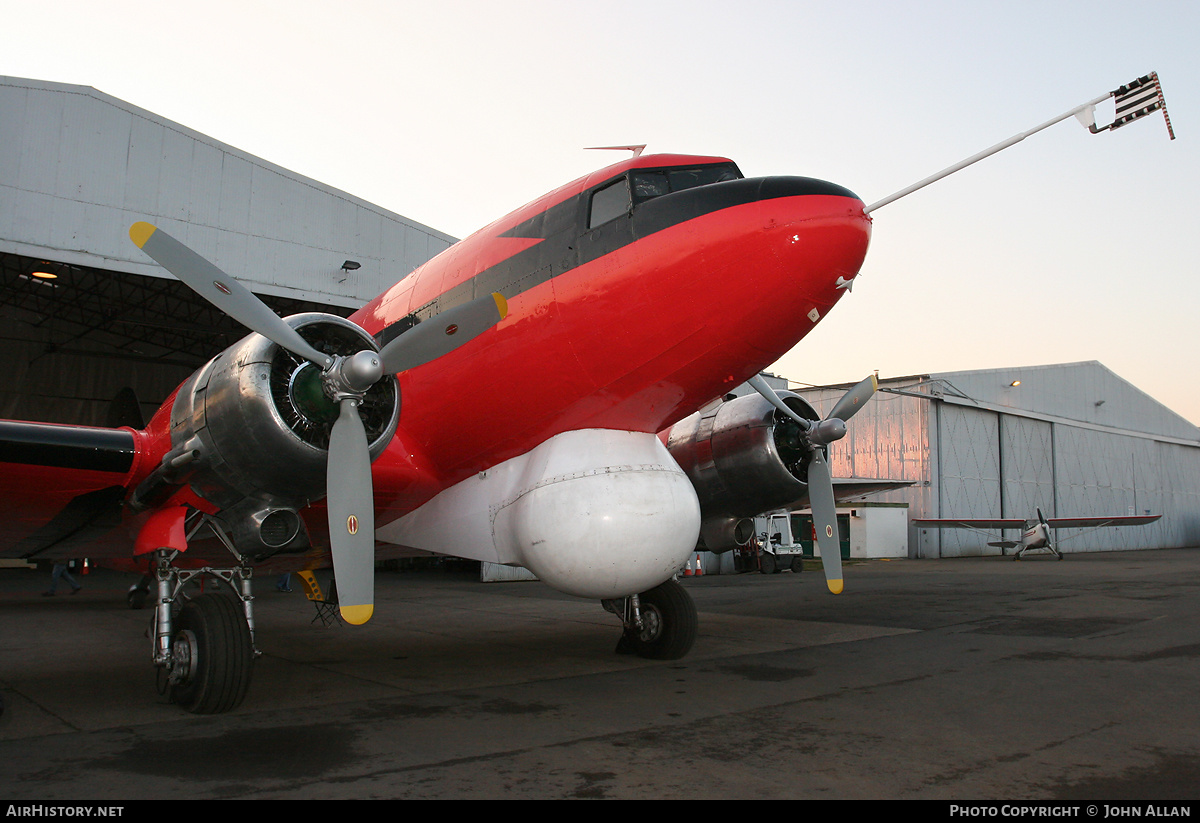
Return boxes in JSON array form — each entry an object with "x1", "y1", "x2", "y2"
[
  {"x1": 790, "y1": 556, "x2": 804, "y2": 574},
  {"x1": 127, "y1": 586, "x2": 149, "y2": 610},
  {"x1": 168, "y1": 594, "x2": 253, "y2": 714},
  {"x1": 625, "y1": 579, "x2": 697, "y2": 660},
  {"x1": 760, "y1": 552, "x2": 776, "y2": 575}
]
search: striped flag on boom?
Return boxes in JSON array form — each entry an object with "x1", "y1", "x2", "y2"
[{"x1": 1090, "y1": 72, "x2": 1175, "y2": 139}]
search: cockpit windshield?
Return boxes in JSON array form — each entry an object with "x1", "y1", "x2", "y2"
[{"x1": 631, "y1": 163, "x2": 742, "y2": 205}]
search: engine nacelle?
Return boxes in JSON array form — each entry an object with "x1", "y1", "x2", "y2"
[
  {"x1": 665, "y1": 390, "x2": 822, "y2": 552},
  {"x1": 134, "y1": 313, "x2": 399, "y2": 554},
  {"x1": 698, "y1": 516, "x2": 758, "y2": 553}
]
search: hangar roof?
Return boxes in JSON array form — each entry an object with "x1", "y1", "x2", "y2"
[
  {"x1": 808, "y1": 362, "x2": 1200, "y2": 445},
  {"x1": 0, "y1": 75, "x2": 461, "y2": 425},
  {"x1": 927, "y1": 362, "x2": 1200, "y2": 443}
]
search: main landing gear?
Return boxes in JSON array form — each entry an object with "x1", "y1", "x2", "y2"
[
  {"x1": 605, "y1": 578, "x2": 698, "y2": 660},
  {"x1": 145, "y1": 515, "x2": 258, "y2": 714},
  {"x1": 1014, "y1": 545, "x2": 1064, "y2": 561}
]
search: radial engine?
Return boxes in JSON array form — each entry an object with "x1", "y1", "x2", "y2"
[{"x1": 130, "y1": 314, "x2": 400, "y2": 555}]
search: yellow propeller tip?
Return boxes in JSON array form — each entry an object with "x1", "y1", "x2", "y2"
[
  {"x1": 340, "y1": 604, "x2": 374, "y2": 625},
  {"x1": 492, "y1": 292, "x2": 508, "y2": 320},
  {"x1": 129, "y1": 222, "x2": 157, "y2": 248},
  {"x1": 827, "y1": 579, "x2": 844, "y2": 595}
]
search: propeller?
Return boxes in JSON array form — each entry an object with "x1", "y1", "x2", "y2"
[
  {"x1": 129, "y1": 222, "x2": 334, "y2": 369},
  {"x1": 1035, "y1": 507, "x2": 1060, "y2": 559},
  {"x1": 129, "y1": 222, "x2": 507, "y2": 624},
  {"x1": 747, "y1": 373, "x2": 877, "y2": 594}
]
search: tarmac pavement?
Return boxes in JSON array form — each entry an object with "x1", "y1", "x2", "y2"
[{"x1": 1, "y1": 549, "x2": 1198, "y2": 800}]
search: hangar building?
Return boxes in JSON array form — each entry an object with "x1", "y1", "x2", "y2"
[
  {"x1": 794, "y1": 363, "x2": 1200, "y2": 557},
  {"x1": 6, "y1": 76, "x2": 1198, "y2": 564},
  {"x1": 0, "y1": 75, "x2": 455, "y2": 426}
]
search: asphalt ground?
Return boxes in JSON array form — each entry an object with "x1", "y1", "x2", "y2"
[{"x1": 1, "y1": 549, "x2": 1198, "y2": 801}]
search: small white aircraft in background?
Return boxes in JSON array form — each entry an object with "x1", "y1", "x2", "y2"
[{"x1": 913, "y1": 509, "x2": 1162, "y2": 560}]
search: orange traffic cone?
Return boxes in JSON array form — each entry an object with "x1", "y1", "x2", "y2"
[
  {"x1": 694, "y1": 553, "x2": 704, "y2": 576},
  {"x1": 682, "y1": 557, "x2": 693, "y2": 577}
]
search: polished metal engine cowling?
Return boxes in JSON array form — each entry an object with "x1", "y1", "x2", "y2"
[
  {"x1": 666, "y1": 390, "x2": 822, "y2": 552},
  {"x1": 168, "y1": 313, "x2": 400, "y2": 513}
]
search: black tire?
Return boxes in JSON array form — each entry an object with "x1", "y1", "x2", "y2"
[
  {"x1": 760, "y1": 552, "x2": 776, "y2": 575},
  {"x1": 626, "y1": 578, "x2": 697, "y2": 660},
  {"x1": 169, "y1": 594, "x2": 253, "y2": 714},
  {"x1": 790, "y1": 556, "x2": 804, "y2": 574},
  {"x1": 127, "y1": 587, "x2": 148, "y2": 610}
]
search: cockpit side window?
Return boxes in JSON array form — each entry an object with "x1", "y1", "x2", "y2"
[
  {"x1": 589, "y1": 177, "x2": 632, "y2": 229},
  {"x1": 633, "y1": 171, "x2": 670, "y2": 201},
  {"x1": 631, "y1": 162, "x2": 742, "y2": 206},
  {"x1": 669, "y1": 164, "x2": 741, "y2": 190}
]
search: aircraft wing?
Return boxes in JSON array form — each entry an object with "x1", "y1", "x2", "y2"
[
  {"x1": 1045, "y1": 515, "x2": 1162, "y2": 529},
  {"x1": 913, "y1": 515, "x2": 1162, "y2": 530},
  {"x1": 831, "y1": 478, "x2": 915, "y2": 503},
  {"x1": 0, "y1": 420, "x2": 143, "y2": 560},
  {"x1": 912, "y1": 518, "x2": 1028, "y2": 530}
]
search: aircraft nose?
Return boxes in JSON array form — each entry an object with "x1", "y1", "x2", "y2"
[
  {"x1": 758, "y1": 176, "x2": 872, "y2": 291},
  {"x1": 703, "y1": 176, "x2": 871, "y2": 361},
  {"x1": 756, "y1": 175, "x2": 863, "y2": 204}
]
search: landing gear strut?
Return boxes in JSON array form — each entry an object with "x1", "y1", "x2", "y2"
[
  {"x1": 1014, "y1": 544, "x2": 1064, "y2": 561},
  {"x1": 606, "y1": 578, "x2": 698, "y2": 660},
  {"x1": 148, "y1": 515, "x2": 258, "y2": 714}
]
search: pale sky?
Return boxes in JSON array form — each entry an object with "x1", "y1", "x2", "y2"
[{"x1": 5, "y1": 0, "x2": 1199, "y2": 423}]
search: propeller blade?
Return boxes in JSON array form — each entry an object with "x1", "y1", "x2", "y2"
[
  {"x1": 827, "y1": 374, "x2": 878, "y2": 423},
  {"x1": 129, "y1": 222, "x2": 333, "y2": 369},
  {"x1": 807, "y1": 449, "x2": 843, "y2": 594},
  {"x1": 325, "y1": 398, "x2": 376, "y2": 625},
  {"x1": 747, "y1": 374, "x2": 811, "y2": 430},
  {"x1": 747, "y1": 372, "x2": 861, "y2": 593},
  {"x1": 380, "y1": 292, "x2": 508, "y2": 375}
]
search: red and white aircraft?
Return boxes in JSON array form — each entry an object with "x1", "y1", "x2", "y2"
[
  {"x1": 914, "y1": 508, "x2": 1162, "y2": 560},
  {"x1": 0, "y1": 73, "x2": 1172, "y2": 713}
]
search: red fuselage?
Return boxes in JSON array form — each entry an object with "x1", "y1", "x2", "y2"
[
  {"x1": 0, "y1": 154, "x2": 870, "y2": 562},
  {"x1": 354, "y1": 154, "x2": 871, "y2": 525}
]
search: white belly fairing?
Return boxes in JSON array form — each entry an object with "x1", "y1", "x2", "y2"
[{"x1": 375, "y1": 430, "x2": 702, "y2": 598}]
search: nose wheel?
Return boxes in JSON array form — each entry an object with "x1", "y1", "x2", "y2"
[{"x1": 608, "y1": 578, "x2": 698, "y2": 660}]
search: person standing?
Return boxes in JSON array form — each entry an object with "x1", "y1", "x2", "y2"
[{"x1": 43, "y1": 562, "x2": 82, "y2": 596}]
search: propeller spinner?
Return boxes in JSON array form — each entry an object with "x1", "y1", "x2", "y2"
[
  {"x1": 130, "y1": 222, "x2": 507, "y2": 624},
  {"x1": 747, "y1": 373, "x2": 877, "y2": 594}
]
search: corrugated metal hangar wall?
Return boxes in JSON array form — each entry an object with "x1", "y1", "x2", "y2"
[
  {"x1": 797, "y1": 363, "x2": 1200, "y2": 557},
  {"x1": 0, "y1": 75, "x2": 455, "y2": 425}
]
